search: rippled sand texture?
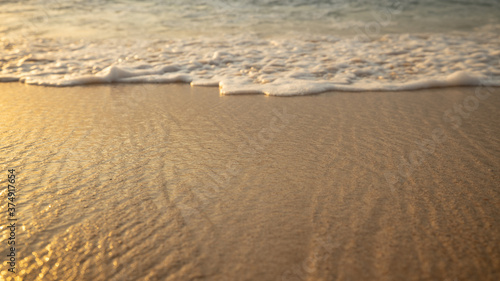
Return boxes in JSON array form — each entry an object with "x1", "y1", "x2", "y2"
[{"x1": 0, "y1": 83, "x2": 499, "y2": 281}]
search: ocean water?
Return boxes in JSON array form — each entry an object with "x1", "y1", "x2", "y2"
[{"x1": 1, "y1": 0, "x2": 500, "y2": 95}]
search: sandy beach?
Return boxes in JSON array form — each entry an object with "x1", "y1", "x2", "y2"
[{"x1": 0, "y1": 83, "x2": 499, "y2": 280}]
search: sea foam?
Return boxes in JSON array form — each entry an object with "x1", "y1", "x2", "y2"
[{"x1": 1, "y1": 30, "x2": 499, "y2": 96}]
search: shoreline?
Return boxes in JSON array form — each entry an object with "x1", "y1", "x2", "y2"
[{"x1": 1, "y1": 80, "x2": 499, "y2": 97}]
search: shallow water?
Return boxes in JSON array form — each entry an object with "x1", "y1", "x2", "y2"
[{"x1": 3, "y1": 0, "x2": 500, "y2": 38}]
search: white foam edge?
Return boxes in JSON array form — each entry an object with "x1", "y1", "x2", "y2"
[{"x1": 4, "y1": 66, "x2": 499, "y2": 96}]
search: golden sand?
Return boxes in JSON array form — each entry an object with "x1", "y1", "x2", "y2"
[{"x1": 0, "y1": 83, "x2": 499, "y2": 280}]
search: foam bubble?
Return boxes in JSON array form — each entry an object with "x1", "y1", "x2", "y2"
[{"x1": 1, "y1": 30, "x2": 499, "y2": 96}]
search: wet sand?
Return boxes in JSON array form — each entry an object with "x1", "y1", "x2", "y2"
[{"x1": 0, "y1": 83, "x2": 499, "y2": 281}]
